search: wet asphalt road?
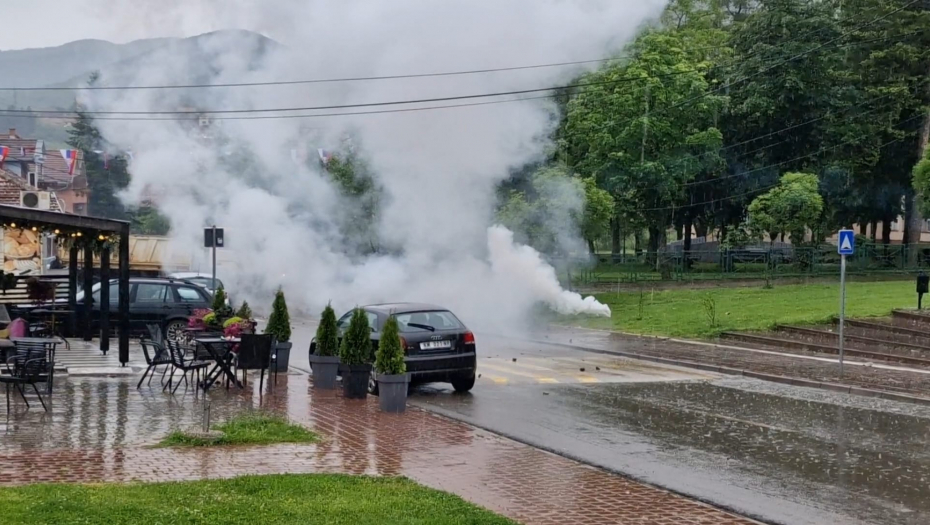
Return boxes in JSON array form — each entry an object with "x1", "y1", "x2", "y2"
[{"x1": 285, "y1": 319, "x2": 930, "y2": 525}]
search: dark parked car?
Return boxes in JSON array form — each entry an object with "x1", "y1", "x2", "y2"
[
  {"x1": 74, "y1": 277, "x2": 213, "y2": 340},
  {"x1": 310, "y1": 303, "x2": 477, "y2": 393}
]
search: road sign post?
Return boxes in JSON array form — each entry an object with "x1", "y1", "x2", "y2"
[
  {"x1": 837, "y1": 229, "x2": 855, "y2": 376},
  {"x1": 204, "y1": 227, "x2": 225, "y2": 290}
]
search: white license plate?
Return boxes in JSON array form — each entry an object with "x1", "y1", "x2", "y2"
[{"x1": 420, "y1": 340, "x2": 452, "y2": 350}]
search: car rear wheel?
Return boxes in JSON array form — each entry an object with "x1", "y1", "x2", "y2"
[
  {"x1": 451, "y1": 372, "x2": 475, "y2": 393},
  {"x1": 165, "y1": 320, "x2": 187, "y2": 344},
  {"x1": 368, "y1": 372, "x2": 379, "y2": 396}
]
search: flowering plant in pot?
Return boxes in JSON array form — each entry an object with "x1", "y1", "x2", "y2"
[
  {"x1": 188, "y1": 309, "x2": 213, "y2": 330},
  {"x1": 338, "y1": 308, "x2": 373, "y2": 399},
  {"x1": 373, "y1": 313, "x2": 408, "y2": 413},
  {"x1": 309, "y1": 303, "x2": 341, "y2": 389}
]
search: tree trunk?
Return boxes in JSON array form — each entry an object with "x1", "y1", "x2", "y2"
[
  {"x1": 695, "y1": 222, "x2": 708, "y2": 239},
  {"x1": 905, "y1": 189, "x2": 919, "y2": 247},
  {"x1": 647, "y1": 226, "x2": 660, "y2": 266},
  {"x1": 683, "y1": 214, "x2": 693, "y2": 270},
  {"x1": 870, "y1": 220, "x2": 878, "y2": 242},
  {"x1": 859, "y1": 222, "x2": 867, "y2": 236},
  {"x1": 675, "y1": 219, "x2": 684, "y2": 241},
  {"x1": 610, "y1": 218, "x2": 621, "y2": 262},
  {"x1": 587, "y1": 238, "x2": 596, "y2": 255},
  {"x1": 882, "y1": 218, "x2": 893, "y2": 245},
  {"x1": 634, "y1": 230, "x2": 642, "y2": 256}
]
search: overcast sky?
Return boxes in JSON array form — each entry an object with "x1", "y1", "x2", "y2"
[{"x1": 0, "y1": 1, "x2": 272, "y2": 50}]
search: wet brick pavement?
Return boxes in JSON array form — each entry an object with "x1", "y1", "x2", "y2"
[
  {"x1": 540, "y1": 326, "x2": 930, "y2": 397},
  {"x1": 0, "y1": 372, "x2": 759, "y2": 525}
]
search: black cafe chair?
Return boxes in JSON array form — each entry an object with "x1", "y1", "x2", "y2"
[{"x1": 236, "y1": 334, "x2": 274, "y2": 392}]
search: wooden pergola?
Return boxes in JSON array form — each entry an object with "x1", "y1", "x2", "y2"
[{"x1": 0, "y1": 205, "x2": 131, "y2": 364}]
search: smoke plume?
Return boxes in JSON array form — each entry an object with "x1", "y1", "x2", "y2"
[{"x1": 79, "y1": 0, "x2": 666, "y2": 331}]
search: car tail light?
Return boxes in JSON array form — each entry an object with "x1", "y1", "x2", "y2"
[{"x1": 463, "y1": 331, "x2": 475, "y2": 345}]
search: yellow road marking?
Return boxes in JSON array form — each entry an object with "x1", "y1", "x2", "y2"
[
  {"x1": 481, "y1": 362, "x2": 561, "y2": 383},
  {"x1": 477, "y1": 373, "x2": 508, "y2": 384}
]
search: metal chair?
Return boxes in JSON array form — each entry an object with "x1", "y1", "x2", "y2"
[
  {"x1": 164, "y1": 339, "x2": 210, "y2": 395},
  {"x1": 1, "y1": 343, "x2": 53, "y2": 412},
  {"x1": 138, "y1": 338, "x2": 173, "y2": 389},
  {"x1": 236, "y1": 334, "x2": 274, "y2": 392}
]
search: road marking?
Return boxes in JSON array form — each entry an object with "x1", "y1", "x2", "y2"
[
  {"x1": 478, "y1": 373, "x2": 508, "y2": 384},
  {"x1": 481, "y1": 361, "x2": 561, "y2": 383},
  {"x1": 577, "y1": 376, "x2": 600, "y2": 383}
]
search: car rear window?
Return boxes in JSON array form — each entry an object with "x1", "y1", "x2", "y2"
[
  {"x1": 394, "y1": 311, "x2": 463, "y2": 332},
  {"x1": 176, "y1": 286, "x2": 206, "y2": 302}
]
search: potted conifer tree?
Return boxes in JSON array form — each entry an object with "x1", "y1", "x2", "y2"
[
  {"x1": 309, "y1": 303, "x2": 341, "y2": 389},
  {"x1": 339, "y1": 308, "x2": 373, "y2": 399},
  {"x1": 264, "y1": 289, "x2": 292, "y2": 373},
  {"x1": 373, "y1": 313, "x2": 409, "y2": 413}
]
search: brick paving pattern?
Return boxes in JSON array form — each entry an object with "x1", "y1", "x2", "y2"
[
  {"x1": 541, "y1": 326, "x2": 930, "y2": 396},
  {"x1": 0, "y1": 373, "x2": 758, "y2": 525}
]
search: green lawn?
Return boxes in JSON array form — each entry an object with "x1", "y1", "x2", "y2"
[
  {"x1": 159, "y1": 413, "x2": 318, "y2": 447},
  {"x1": 563, "y1": 280, "x2": 916, "y2": 338},
  {"x1": 0, "y1": 474, "x2": 513, "y2": 525}
]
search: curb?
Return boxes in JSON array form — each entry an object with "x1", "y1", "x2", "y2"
[
  {"x1": 510, "y1": 336, "x2": 930, "y2": 407},
  {"x1": 415, "y1": 402, "x2": 775, "y2": 525}
]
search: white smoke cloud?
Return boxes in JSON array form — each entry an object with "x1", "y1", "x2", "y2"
[{"x1": 80, "y1": 0, "x2": 664, "y2": 332}]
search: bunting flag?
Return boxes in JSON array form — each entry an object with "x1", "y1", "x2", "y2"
[
  {"x1": 0, "y1": 146, "x2": 8, "y2": 168},
  {"x1": 318, "y1": 149, "x2": 333, "y2": 165},
  {"x1": 60, "y1": 149, "x2": 79, "y2": 176},
  {"x1": 93, "y1": 150, "x2": 110, "y2": 169}
]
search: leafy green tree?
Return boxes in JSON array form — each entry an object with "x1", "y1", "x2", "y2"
[
  {"x1": 339, "y1": 308, "x2": 372, "y2": 365},
  {"x1": 211, "y1": 285, "x2": 227, "y2": 312},
  {"x1": 914, "y1": 149, "x2": 930, "y2": 217},
  {"x1": 562, "y1": 29, "x2": 726, "y2": 258},
  {"x1": 748, "y1": 172, "x2": 823, "y2": 244},
  {"x1": 313, "y1": 303, "x2": 339, "y2": 357},
  {"x1": 375, "y1": 313, "x2": 406, "y2": 375},
  {"x1": 580, "y1": 177, "x2": 614, "y2": 253},
  {"x1": 325, "y1": 152, "x2": 381, "y2": 254},
  {"x1": 264, "y1": 289, "x2": 291, "y2": 343},
  {"x1": 128, "y1": 206, "x2": 171, "y2": 235}
]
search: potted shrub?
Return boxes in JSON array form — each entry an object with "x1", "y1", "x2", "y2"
[
  {"x1": 374, "y1": 313, "x2": 408, "y2": 413},
  {"x1": 264, "y1": 289, "x2": 292, "y2": 373},
  {"x1": 188, "y1": 308, "x2": 212, "y2": 331},
  {"x1": 309, "y1": 303, "x2": 341, "y2": 389},
  {"x1": 212, "y1": 285, "x2": 234, "y2": 323},
  {"x1": 339, "y1": 308, "x2": 373, "y2": 399}
]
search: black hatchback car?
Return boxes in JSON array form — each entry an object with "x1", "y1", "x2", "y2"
[
  {"x1": 74, "y1": 277, "x2": 213, "y2": 340},
  {"x1": 311, "y1": 303, "x2": 477, "y2": 393}
]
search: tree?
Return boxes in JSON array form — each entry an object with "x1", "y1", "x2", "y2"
[
  {"x1": 264, "y1": 289, "x2": 291, "y2": 343},
  {"x1": 495, "y1": 165, "x2": 604, "y2": 254},
  {"x1": 562, "y1": 29, "x2": 726, "y2": 261},
  {"x1": 339, "y1": 308, "x2": 372, "y2": 366},
  {"x1": 128, "y1": 206, "x2": 171, "y2": 235},
  {"x1": 747, "y1": 172, "x2": 823, "y2": 244},
  {"x1": 325, "y1": 152, "x2": 381, "y2": 254},
  {"x1": 313, "y1": 303, "x2": 339, "y2": 357},
  {"x1": 914, "y1": 149, "x2": 930, "y2": 216},
  {"x1": 375, "y1": 313, "x2": 406, "y2": 375}
]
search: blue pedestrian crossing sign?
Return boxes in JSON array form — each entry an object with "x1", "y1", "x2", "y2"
[{"x1": 838, "y1": 229, "x2": 855, "y2": 255}]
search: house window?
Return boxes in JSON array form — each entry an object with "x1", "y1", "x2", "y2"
[
  {"x1": 73, "y1": 203, "x2": 86, "y2": 215},
  {"x1": 27, "y1": 172, "x2": 37, "y2": 187}
]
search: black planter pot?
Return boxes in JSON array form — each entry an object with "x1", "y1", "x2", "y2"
[
  {"x1": 376, "y1": 373, "x2": 410, "y2": 413},
  {"x1": 273, "y1": 342, "x2": 292, "y2": 372},
  {"x1": 340, "y1": 364, "x2": 372, "y2": 399},
  {"x1": 309, "y1": 354, "x2": 340, "y2": 389}
]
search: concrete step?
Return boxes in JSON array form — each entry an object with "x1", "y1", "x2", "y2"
[
  {"x1": 833, "y1": 318, "x2": 930, "y2": 347},
  {"x1": 720, "y1": 331, "x2": 930, "y2": 367},
  {"x1": 776, "y1": 325, "x2": 930, "y2": 359},
  {"x1": 892, "y1": 310, "x2": 930, "y2": 331}
]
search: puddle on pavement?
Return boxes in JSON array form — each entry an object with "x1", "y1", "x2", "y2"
[{"x1": 558, "y1": 381, "x2": 930, "y2": 520}]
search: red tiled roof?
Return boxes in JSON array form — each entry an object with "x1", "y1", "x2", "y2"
[{"x1": 0, "y1": 169, "x2": 62, "y2": 212}]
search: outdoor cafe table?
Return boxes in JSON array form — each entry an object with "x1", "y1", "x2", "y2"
[{"x1": 194, "y1": 337, "x2": 243, "y2": 391}]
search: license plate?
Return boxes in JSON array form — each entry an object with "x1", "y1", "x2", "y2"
[{"x1": 420, "y1": 340, "x2": 452, "y2": 350}]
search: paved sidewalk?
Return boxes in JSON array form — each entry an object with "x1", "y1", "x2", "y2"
[{"x1": 0, "y1": 373, "x2": 757, "y2": 525}]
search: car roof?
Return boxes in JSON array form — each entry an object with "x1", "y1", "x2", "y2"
[
  {"x1": 102, "y1": 277, "x2": 202, "y2": 285},
  {"x1": 168, "y1": 272, "x2": 218, "y2": 279},
  {"x1": 362, "y1": 302, "x2": 450, "y2": 314}
]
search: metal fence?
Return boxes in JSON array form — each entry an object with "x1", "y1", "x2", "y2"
[{"x1": 559, "y1": 243, "x2": 930, "y2": 286}]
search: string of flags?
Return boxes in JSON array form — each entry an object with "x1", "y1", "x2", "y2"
[
  {"x1": 60, "y1": 149, "x2": 79, "y2": 176},
  {"x1": 0, "y1": 146, "x2": 8, "y2": 169}
]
